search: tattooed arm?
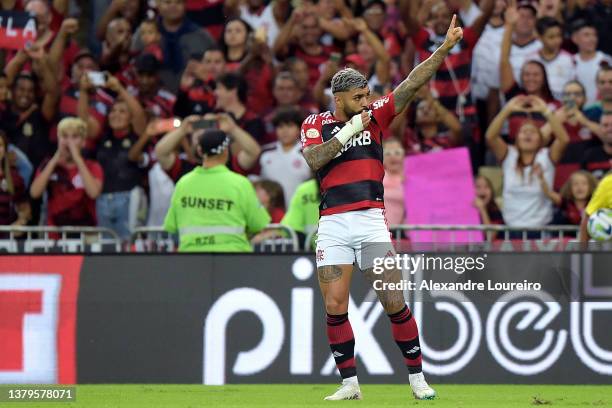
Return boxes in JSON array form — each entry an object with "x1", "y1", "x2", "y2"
[
  {"x1": 302, "y1": 139, "x2": 344, "y2": 172},
  {"x1": 393, "y1": 14, "x2": 464, "y2": 114},
  {"x1": 303, "y1": 111, "x2": 371, "y2": 172}
]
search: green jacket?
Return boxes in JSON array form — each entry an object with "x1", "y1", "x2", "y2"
[
  {"x1": 164, "y1": 165, "x2": 271, "y2": 252},
  {"x1": 281, "y1": 179, "x2": 320, "y2": 248}
]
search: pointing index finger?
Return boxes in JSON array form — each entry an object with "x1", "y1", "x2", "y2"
[{"x1": 450, "y1": 14, "x2": 456, "y2": 30}]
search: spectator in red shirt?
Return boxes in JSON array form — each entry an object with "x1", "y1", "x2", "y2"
[
  {"x1": 538, "y1": 169, "x2": 597, "y2": 226},
  {"x1": 401, "y1": 0, "x2": 494, "y2": 120},
  {"x1": 0, "y1": 132, "x2": 30, "y2": 232},
  {"x1": 253, "y1": 179, "x2": 285, "y2": 223},
  {"x1": 273, "y1": 6, "x2": 336, "y2": 87},
  {"x1": 127, "y1": 53, "x2": 177, "y2": 119},
  {"x1": 57, "y1": 50, "x2": 115, "y2": 152},
  {"x1": 220, "y1": 17, "x2": 275, "y2": 116},
  {"x1": 138, "y1": 19, "x2": 164, "y2": 63},
  {"x1": 30, "y1": 117, "x2": 104, "y2": 228},
  {"x1": 6, "y1": 1, "x2": 79, "y2": 76}
]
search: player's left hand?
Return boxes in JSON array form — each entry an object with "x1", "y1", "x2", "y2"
[{"x1": 443, "y1": 14, "x2": 463, "y2": 50}]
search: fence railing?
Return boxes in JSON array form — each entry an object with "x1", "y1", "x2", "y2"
[
  {"x1": 130, "y1": 223, "x2": 300, "y2": 253},
  {"x1": 0, "y1": 224, "x2": 600, "y2": 254},
  {"x1": 0, "y1": 226, "x2": 122, "y2": 253},
  {"x1": 305, "y1": 224, "x2": 584, "y2": 251}
]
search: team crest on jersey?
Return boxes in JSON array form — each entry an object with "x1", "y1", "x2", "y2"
[
  {"x1": 306, "y1": 128, "x2": 320, "y2": 139},
  {"x1": 316, "y1": 248, "x2": 325, "y2": 262}
]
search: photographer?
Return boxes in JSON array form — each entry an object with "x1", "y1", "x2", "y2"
[
  {"x1": 163, "y1": 128, "x2": 270, "y2": 252},
  {"x1": 58, "y1": 51, "x2": 114, "y2": 152},
  {"x1": 95, "y1": 75, "x2": 148, "y2": 240},
  {"x1": 154, "y1": 113, "x2": 261, "y2": 183}
]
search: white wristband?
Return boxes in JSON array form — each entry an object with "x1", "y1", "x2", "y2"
[{"x1": 333, "y1": 112, "x2": 366, "y2": 145}]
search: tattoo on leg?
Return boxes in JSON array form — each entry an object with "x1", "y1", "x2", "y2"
[
  {"x1": 318, "y1": 265, "x2": 343, "y2": 283},
  {"x1": 362, "y1": 267, "x2": 405, "y2": 312}
]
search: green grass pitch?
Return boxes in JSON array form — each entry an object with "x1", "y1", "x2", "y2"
[{"x1": 14, "y1": 384, "x2": 612, "y2": 407}]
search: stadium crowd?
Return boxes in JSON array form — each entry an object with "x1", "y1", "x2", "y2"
[{"x1": 0, "y1": 0, "x2": 610, "y2": 244}]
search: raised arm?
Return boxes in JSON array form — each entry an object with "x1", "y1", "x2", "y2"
[
  {"x1": 4, "y1": 50, "x2": 28, "y2": 85},
  {"x1": 485, "y1": 96, "x2": 525, "y2": 162},
  {"x1": 433, "y1": 98, "x2": 462, "y2": 145},
  {"x1": 347, "y1": 18, "x2": 391, "y2": 85},
  {"x1": 95, "y1": 0, "x2": 124, "y2": 40},
  {"x1": 392, "y1": 14, "x2": 464, "y2": 114},
  {"x1": 320, "y1": 17, "x2": 352, "y2": 42},
  {"x1": 30, "y1": 47, "x2": 60, "y2": 122},
  {"x1": 68, "y1": 140, "x2": 102, "y2": 199},
  {"x1": 154, "y1": 116, "x2": 200, "y2": 171},
  {"x1": 77, "y1": 75, "x2": 102, "y2": 140},
  {"x1": 531, "y1": 97, "x2": 569, "y2": 163},
  {"x1": 470, "y1": 0, "x2": 494, "y2": 37},
  {"x1": 48, "y1": 18, "x2": 79, "y2": 76},
  {"x1": 53, "y1": 0, "x2": 70, "y2": 15},
  {"x1": 216, "y1": 113, "x2": 262, "y2": 170},
  {"x1": 106, "y1": 75, "x2": 147, "y2": 136},
  {"x1": 273, "y1": 9, "x2": 300, "y2": 59},
  {"x1": 399, "y1": 0, "x2": 423, "y2": 37},
  {"x1": 30, "y1": 154, "x2": 59, "y2": 199},
  {"x1": 500, "y1": 0, "x2": 518, "y2": 93}
]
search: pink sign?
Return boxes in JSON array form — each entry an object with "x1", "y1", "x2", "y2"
[{"x1": 403, "y1": 148, "x2": 483, "y2": 243}]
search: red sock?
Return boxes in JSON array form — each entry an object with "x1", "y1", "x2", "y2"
[
  {"x1": 326, "y1": 313, "x2": 356, "y2": 378},
  {"x1": 388, "y1": 305, "x2": 422, "y2": 374}
]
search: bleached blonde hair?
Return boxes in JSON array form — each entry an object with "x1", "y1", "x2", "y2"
[{"x1": 57, "y1": 117, "x2": 87, "y2": 139}]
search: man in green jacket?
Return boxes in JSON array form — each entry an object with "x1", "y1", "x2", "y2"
[
  {"x1": 164, "y1": 128, "x2": 270, "y2": 252},
  {"x1": 281, "y1": 178, "x2": 320, "y2": 249}
]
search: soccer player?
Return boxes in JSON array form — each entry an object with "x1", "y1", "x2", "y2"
[
  {"x1": 301, "y1": 15, "x2": 464, "y2": 401},
  {"x1": 580, "y1": 172, "x2": 612, "y2": 243}
]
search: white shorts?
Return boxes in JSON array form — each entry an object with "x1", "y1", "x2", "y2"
[{"x1": 315, "y1": 208, "x2": 394, "y2": 270}]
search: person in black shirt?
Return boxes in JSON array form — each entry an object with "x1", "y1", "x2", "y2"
[
  {"x1": 1, "y1": 45, "x2": 59, "y2": 173},
  {"x1": 95, "y1": 75, "x2": 147, "y2": 240},
  {"x1": 582, "y1": 112, "x2": 612, "y2": 180},
  {"x1": 174, "y1": 48, "x2": 226, "y2": 118},
  {"x1": 0, "y1": 132, "x2": 30, "y2": 235}
]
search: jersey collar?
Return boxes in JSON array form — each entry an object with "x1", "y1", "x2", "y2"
[{"x1": 197, "y1": 164, "x2": 229, "y2": 174}]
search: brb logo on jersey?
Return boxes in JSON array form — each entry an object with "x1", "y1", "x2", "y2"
[{"x1": 335, "y1": 131, "x2": 372, "y2": 158}]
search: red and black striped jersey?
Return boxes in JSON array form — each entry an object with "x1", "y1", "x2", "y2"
[
  {"x1": 301, "y1": 93, "x2": 396, "y2": 216},
  {"x1": 412, "y1": 27, "x2": 478, "y2": 118},
  {"x1": 185, "y1": 0, "x2": 225, "y2": 41}
]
